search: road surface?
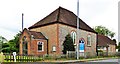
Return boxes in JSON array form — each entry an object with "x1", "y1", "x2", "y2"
[{"x1": 2, "y1": 59, "x2": 120, "y2": 64}]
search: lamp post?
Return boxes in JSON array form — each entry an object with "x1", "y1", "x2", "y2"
[{"x1": 76, "y1": 0, "x2": 79, "y2": 60}]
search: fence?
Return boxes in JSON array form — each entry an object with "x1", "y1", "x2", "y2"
[
  {"x1": 98, "y1": 52, "x2": 117, "y2": 57},
  {"x1": 4, "y1": 53, "x2": 43, "y2": 62},
  {"x1": 3, "y1": 52, "x2": 77, "y2": 62},
  {"x1": 2, "y1": 52, "x2": 119, "y2": 62},
  {"x1": 66, "y1": 51, "x2": 76, "y2": 58}
]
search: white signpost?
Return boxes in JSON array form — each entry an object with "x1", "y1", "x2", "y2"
[{"x1": 13, "y1": 52, "x2": 16, "y2": 62}]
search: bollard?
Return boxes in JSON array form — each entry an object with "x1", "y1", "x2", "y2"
[{"x1": 13, "y1": 52, "x2": 16, "y2": 62}]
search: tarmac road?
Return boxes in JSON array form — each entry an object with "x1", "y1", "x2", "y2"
[{"x1": 1, "y1": 59, "x2": 120, "y2": 64}]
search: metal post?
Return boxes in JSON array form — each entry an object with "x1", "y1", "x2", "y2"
[
  {"x1": 76, "y1": 0, "x2": 79, "y2": 60},
  {"x1": 22, "y1": 13, "x2": 24, "y2": 31}
]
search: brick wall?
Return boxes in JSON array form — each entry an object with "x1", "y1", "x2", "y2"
[
  {"x1": 108, "y1": 44, "x2": 116, "y2": 53},
  {"x1": 58, "y1": 24, "x2": 97, "y2": 56},
  {"x1": 19, "y1": 30, "x2": 31, "y2": 55},
  {"x1": 29, "y1": 23, "x2": 97, "y2": 56},
  {"x1": 19, "y1": 29, "x2": 47, "y2": 55},
  {"x1": 30, "y1": 39, "x2": 47, "y2": 55},
  {"x1": 29, "y1": 24, "x2": 60, "y2": 55}
]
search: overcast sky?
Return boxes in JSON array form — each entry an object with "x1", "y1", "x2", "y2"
[{"x1": 0, "y1": 0, "x2": 119, "y2": 42}]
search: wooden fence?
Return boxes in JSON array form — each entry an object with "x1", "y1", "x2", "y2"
[
  {"x1": 3, "y1": 53, "x2": 76, "y2": 62},
  {"x1": 4, "y1": 53, "x2": 43, "y2": 62}
]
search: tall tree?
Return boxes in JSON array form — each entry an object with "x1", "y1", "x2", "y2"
[
  {"x1": 13, "y1": 32, "x2": 21, "y2": 52},
  {"x1": 63, "y1": 34, "x2": 75, "y2": 54},
  {"x1": 93, "y1": 25, "x2": 115, "y2": 39}
]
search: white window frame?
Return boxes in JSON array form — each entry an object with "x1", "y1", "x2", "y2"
[
  {"x1": 52, "y1": 46, "x2": 56, "y2": 52},
  {"x1": 37, "y1": 41, "x2": 44, "y2": 52},
  {"x1": 31, "y1": 35, "x2": 34, "y2": 40},
  {"x1": 87, "y1": 35, "x2": 91, "y2": 46},
  {"x1": 71, "y1": 31, "x2": 76, "y2": 43}
]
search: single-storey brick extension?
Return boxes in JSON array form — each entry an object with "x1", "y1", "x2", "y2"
[
  {"x1": 97, "y1": 35, "x2": 116, "y2": 55},
  {"x1": 19, "y1": 7, "x2": 115, "y2": 57}
]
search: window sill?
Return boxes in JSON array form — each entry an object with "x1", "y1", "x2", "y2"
[
  {"x1": 87, "y1": 45, "x2": 91, "y2": 47},
  {"x1": 38, "y1": 50, "x2": 44, "y2": 52}
]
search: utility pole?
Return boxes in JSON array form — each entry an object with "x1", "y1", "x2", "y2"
[
  {"x1": 76, "y1": 0, "x2": 79, "y2": 60},
  {"x1": 22, "y1": 13, "x2": 24, "y2": 31}
]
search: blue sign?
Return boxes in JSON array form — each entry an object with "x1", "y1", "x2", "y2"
[{"x1": 79, "y1": 40, "x2": 84, "y2": 52}]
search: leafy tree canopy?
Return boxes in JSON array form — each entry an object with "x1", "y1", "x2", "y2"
[
  {"x1": 0, "y1": 36, "x2": 8, "y2": 52},
  {"x1": 2, "y1": 31, "x2": 21, "y2": 53},
  {"x1": 93, "y1": 25, "x2": 115, "y2": 39},
  {"x1": 0, "y1": 36, "x2": 8, "y2": 43}
]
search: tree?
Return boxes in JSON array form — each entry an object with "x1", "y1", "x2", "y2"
[
  {"x1": 113, "y1": 39, "x2": 117, "y2": 49},
  {"x1": 2, "y1": 32, "x2": 21, "y2": 53},
  {"x1": 63, "y1": 34, "x2": 75, "y2": 54},
  {"x1": 12, "y1": 32, "x2": 21, "y2": 52},
  {"x1": 109, "y1": 32, "x2": 115, "y2": 39},
  {"x1": 0, "y1": 36, "x2": 8, "y2": 52},
  {"x1": 0, "y1": 40, "x2": 3, "y2": 52},
  {"x1": 118, "y1": 42, "x2": 120, "y2": 52},
  {"x1": 2, "y1": 43, "x2": 10, "y2": 53},
  {"x1": 0, "y1": 36, "x2": 8, "y2": 43},
  {"x1": 113, "y1": 39, "x2": 116, "y2": 43},
  {"x1": 93, "y1": 25, "x2": 115, "y2": 39}
]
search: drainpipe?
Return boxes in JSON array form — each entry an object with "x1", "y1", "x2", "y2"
[
  {"x1": 96, "y1": 34, "x2": 98, "y2": 56},
  {"x1": 46, "y1": 39, "x2": 49, "y2": 55}
]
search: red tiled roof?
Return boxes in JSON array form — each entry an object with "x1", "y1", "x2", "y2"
[
  {"x1": 98, "y1": 35, "x2": 116, "y2": 47},
  {"x1": 21, "y1": 28, "x2": 47, "y2": 40},
  {"x1": 29, "y1": 7, "x2": 96, "y2": 33},
  {"x1": 29, "y1": 31, "x2": 47, "y2": 39}
]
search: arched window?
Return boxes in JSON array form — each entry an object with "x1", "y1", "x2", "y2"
[
  {"x1": 23, "y1": 36, "x2": 27, "y2": 42},
  {"x1": 71, "y1": 31, "x2": 76, "y2": 43},
  {"x1": 31, "y1": 35, "x2": 34, "y2": 39},
  {"x1": 87, "y1": 35, "x2": 91, "y2": 46},
  {"x1": 22, "y1": 36, "x2": 28, "y2": 55}
]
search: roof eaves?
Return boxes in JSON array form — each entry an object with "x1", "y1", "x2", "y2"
[{"x1": 28, "y1": 21, "x2": 58, "y2": 29}]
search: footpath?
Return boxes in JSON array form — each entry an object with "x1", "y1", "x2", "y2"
[{"x1": 39, "y1": 57, "x2": 119, "y2": 63}]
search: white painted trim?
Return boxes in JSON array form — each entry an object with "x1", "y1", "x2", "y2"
[
  {"x1": 52, "y1": 46, "x2": 56, "y2": 52},
  {"x1": 87, "y1": 35, "x2": 91, "y2": 46},
  {"x1": 71, "y1": 31, "x2": 76, "y2": 43},
  {"x1": 37, "y1": 41, "x2": 44, "y2": 52},
  {"x1": 79, "y1": 50, "x2": 84, "y2": 52}
]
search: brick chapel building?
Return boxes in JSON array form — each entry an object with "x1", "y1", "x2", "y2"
[{"x1": 19, "y1": 7, "x2": 97, "y2": 56}]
